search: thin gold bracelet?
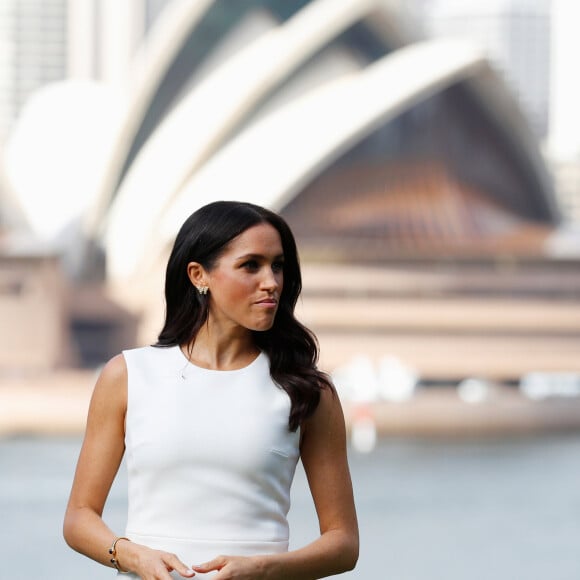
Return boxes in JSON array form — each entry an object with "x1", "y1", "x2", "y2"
[{"x1": 108, "y1": 536, "x2": 131, "y2": 573}]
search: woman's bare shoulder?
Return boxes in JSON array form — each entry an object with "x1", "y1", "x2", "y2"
[
  {"x1": 100, "y1": 353, "x2": 127, "y2": 381},
  {"x1": 89, "y1": 353, "x2": 128, "y2": 410},
  {"x1": 302, "y1": 384, "x2": 344, "y2": 440}
]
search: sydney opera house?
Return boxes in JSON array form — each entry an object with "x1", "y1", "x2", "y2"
[{"x1": 1, "y1": 0, "x2": 578, "y2": 388}]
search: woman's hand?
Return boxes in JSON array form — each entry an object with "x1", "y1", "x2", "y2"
[
  {"x1": 192, "y1": 555, "x2": 266, "y2": 579},
  {"x1": 118, "y1": 540, "x2": 196, "y2": 579}
]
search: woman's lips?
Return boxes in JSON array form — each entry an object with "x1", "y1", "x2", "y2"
[{"x1": 256, "y1": 298, "x2": 277, "y2": 307}]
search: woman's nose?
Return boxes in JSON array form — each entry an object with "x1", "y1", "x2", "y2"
[{"x1": 260, "y1": 268, "x2": 279, "y2": 290}]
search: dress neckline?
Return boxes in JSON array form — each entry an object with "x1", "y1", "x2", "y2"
[{"x1": 174, "y1": 345, "x2": 264, "y2": 379}]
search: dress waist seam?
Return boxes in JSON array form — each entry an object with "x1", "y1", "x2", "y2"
[{"x1": 127, "y1": 531, "x2": 289, "y2": 545}]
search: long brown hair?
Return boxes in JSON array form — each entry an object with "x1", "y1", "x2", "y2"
[{"x1": 156, "y1": 201, "x2": 334, "y2": 431}]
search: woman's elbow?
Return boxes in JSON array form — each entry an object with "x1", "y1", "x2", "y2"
[
  {"x1": 336, "y1": 533, "x2": 359, "y2": 572},
  {"x1": 62, "y1": 507, "x2": 83, "y2": 551},
  {"x1": 345, "y1": 538, "x2": 359, "y2": 571},
  {"x1": 62, "y1": 512, "x2": 75, "y2": 548}
]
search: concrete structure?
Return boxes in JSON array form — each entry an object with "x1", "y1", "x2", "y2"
[
  {"x1": 0, "y1": 248, "x2": 139, "y2": 372},
  {"x1": 0, "y1": 252, "x2": 72, "y2": 371}
]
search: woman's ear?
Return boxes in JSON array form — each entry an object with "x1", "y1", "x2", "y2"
[{"x1": 186, "y1": 262, "x2": 207, "y2": 289}]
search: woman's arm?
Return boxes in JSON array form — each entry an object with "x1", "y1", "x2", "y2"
[
  {"x1": 193, "y1": 386, "x2": 359, "y2": 579},
  {"x1": 63, "y1": 354, "x2": 194, "y2": 579}
]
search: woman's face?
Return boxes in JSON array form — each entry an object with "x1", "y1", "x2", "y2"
[{"x1": 203, "y1": 223, "x2": 284, "y2": 332}]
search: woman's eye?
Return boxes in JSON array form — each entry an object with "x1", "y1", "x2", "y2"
[
  {"x1": 272, "y1": 262, "x2": 284, "y2": 273},
  {"x1": 242, "y1": 260, "x2": 259, "y2": 271}
]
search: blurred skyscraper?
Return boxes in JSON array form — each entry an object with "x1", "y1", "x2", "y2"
[
  {"x1": 399, "y1": 0, "x2": 580, "y2": 221},
  {"x1": 548, "y1": 0, "x2": 580, "y2": 161},
  {"x1": 417, "y1": 0, "x2": 551, "y2": 139},
  {"x1": 67, "y1": 0, "x2": 173, "y2": 87},
  {"x1": 0, "y1": 0, "x2": 174, "y2": 144},
  {"x1": 0, "y1": 0, "x2": 67, "y2": 142}
]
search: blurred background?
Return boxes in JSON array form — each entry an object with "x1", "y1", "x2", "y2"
[{"x1": 0, "y1": 0, "x2": 579, "y2": 578}]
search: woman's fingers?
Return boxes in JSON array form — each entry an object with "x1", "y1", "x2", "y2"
[
  {"x1": 192, "y1": 555, "x2": 262, "y2": 579},
  {"x1": 192, "y1": 555, "x2": 227, "y2": 573},
  {"x1": 162, "y1": 551, "x2": 196, "y2": 577},
  {"x1": 192, "y1": 556, "x2": 229, "y2": 573},
  {"x1": 136, "y1": 550, "x2": 195, "y2": 579}
]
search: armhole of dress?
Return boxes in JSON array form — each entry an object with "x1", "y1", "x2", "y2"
[{"x1": 121, "y1": 350, "x2": 130, "y2": 446}]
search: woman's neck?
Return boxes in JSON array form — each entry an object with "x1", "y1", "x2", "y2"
[{"x1": 183, "y1": 325, "x2": 258, "y2": 371}]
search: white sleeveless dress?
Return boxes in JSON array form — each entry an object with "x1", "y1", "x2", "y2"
[{"x1": 120, "y1": 345, "x2": 301, "y2": 578}]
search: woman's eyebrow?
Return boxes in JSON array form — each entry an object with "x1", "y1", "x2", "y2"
[{"x1": 236, "y1": 253, "x2": 284, "y2": 261}]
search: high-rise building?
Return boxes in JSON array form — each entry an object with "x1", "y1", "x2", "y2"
[
  {"x1": 417, "y1": 0, "x2": 552, "y2": 140},
  {"x1": 549, "y1": 0, "x2": 580, "y2": 161},
  {"x1": 0, "y1": 0, "x2": 175, "y2": 143},
  {"x1": 0, "y1": 0, "x2": 68, "y2": 142},
  {"x1": 412, "y1": 0, "x2": 580, "y2": 222}
]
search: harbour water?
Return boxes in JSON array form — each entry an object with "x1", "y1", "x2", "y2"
[{"x1": 1, "y1": 434, "x2": 579, "y2": 580}]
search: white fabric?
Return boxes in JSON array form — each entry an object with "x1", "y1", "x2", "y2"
[{"x1": 121, "y1": 345, "x2": 300, "y2": 577}]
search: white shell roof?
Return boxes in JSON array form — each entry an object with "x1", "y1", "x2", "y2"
[
  {"x1": 106, "y1": 38, "x2": 487, "y2": 280},
  {"x1": 103, "y1": 0, "x2": 386, "y2": 279},
  {"x1": 96, "y1": 1, "x2": 555, "y2": 283},
  {"x1": 84, "y1": 0, "x2": 215, "y2": 237}
]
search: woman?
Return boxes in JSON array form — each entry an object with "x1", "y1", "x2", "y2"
[{"x1": 64, "y1": 201, "x2": 358, "y2": 579}]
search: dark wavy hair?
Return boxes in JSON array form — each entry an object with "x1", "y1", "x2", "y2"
[{"x1": 155, "y1": 200, "x2": 333, "y2": 431}]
